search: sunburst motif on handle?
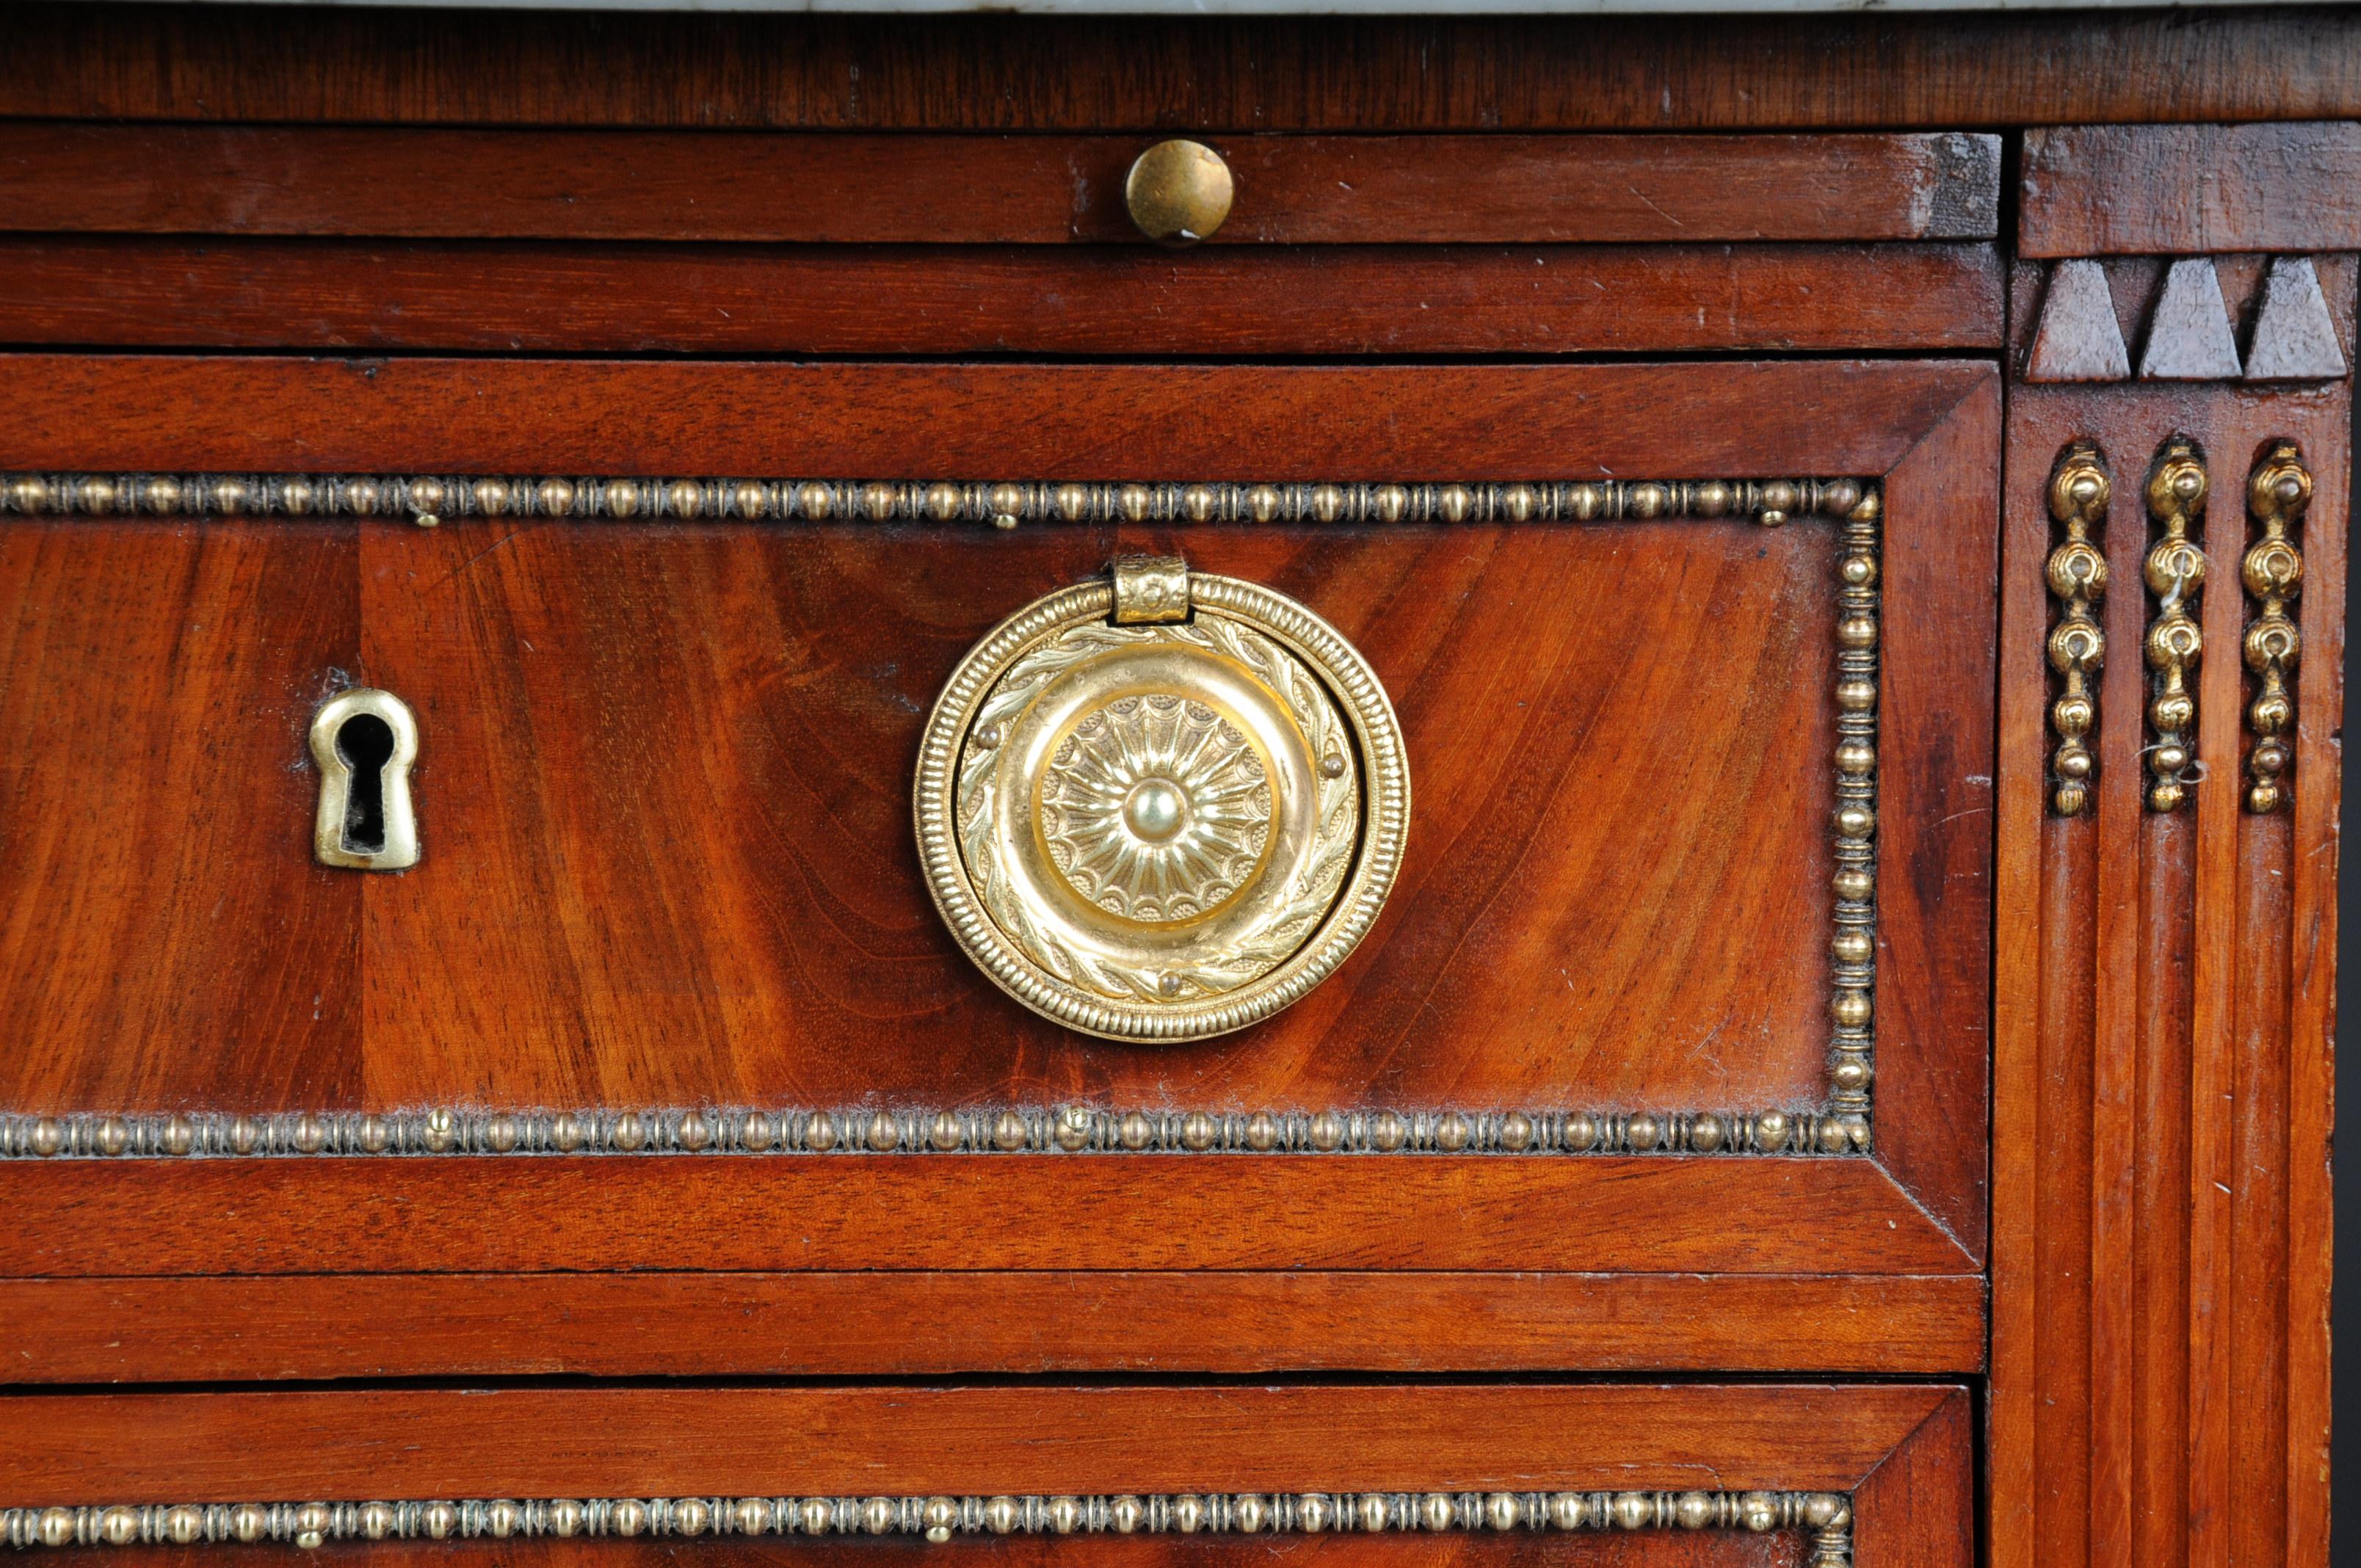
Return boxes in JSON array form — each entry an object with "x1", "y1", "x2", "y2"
[{"x1": 1041, "y1": 695, "x2": 1274, "y2": 924}]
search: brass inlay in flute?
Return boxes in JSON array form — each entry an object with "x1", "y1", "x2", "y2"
[
  {"x1": 2241, "y1": 443, "x2": 2309, "y2": 813},
  {"x1": 2142, "y1": 438, "x2": 2208, "y2": 811},
  {"x1": 2045, "y1": 443, "x2": 2109, "y2": 817}
]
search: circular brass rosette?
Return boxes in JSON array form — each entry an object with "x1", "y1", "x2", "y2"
[{"x1": 915, "y1": 560, "x2": 1409, "y2": 1041}]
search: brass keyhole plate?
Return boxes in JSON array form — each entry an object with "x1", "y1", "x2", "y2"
[
  {"x1": 915, "y1": 565, "x2": 1408, "y2": 1042},
  {"x1": 308, "y1": 687, "x2": 421, "y2": 871}
]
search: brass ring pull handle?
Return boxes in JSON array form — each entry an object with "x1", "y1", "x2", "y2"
[
  {"x1": 915, "y1": 556, "x2": 1409, "y2": 1041},
  {"x1": 1123, "y1": 140, "x2": 1234, "y2": 246}
]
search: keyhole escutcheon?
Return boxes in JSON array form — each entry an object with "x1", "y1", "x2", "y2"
[{"x1": 309, "y1": 688, "x2": 421, "y2": 871}]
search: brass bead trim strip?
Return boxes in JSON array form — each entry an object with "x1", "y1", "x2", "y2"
[
  {"x1": 6, "y1": 1489, "x2": 1855, "y2": 1551},
  {"x1": 0, "y1": 1103, "x2": 1871, "y2": 1158},
  {"x1": 2142, "y1": 438, "x2": 2209, "y2": 812},
  {"x1": 2045, "y1": 443, "x2": 2110, "y2": 817},
  {"x1": 0, "y1": 474, "x2": 1861, "y2": 529},
  {"x1": 1827, "y1": 493, "x2": 1879, "y2": 1129},
  {"x1": 2241, "y1": 443, "x2": 2309, "y2": 813}
]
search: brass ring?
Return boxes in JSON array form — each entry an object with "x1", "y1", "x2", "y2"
[{"x1": 914, "y1": 567, "x2": 1408, "y2": 1041}]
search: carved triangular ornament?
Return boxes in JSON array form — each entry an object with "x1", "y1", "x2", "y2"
[
  {"x1": 2139, "y1": 258, "x2": 2244, "y2": 380},
  {"x1": 2244, "y1": 255, "x2": 2349, "y2": 381},
  {"x1": 2026, "y1": 259, "x2": 2131, "y2": 382}
]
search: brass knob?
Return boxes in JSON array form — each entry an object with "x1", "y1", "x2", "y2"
[{"x1": 1123, "y1": 139, "x2": 1233, "y2": 246}]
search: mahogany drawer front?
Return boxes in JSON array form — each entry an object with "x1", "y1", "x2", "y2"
[
  {"x1": 0, "y1": 126, "x2": 2000, "y2": 245},
  {"x1": 0, "y1": 126, "x2": 2004, "y2": 357},
  {"x1": 0, "y1": 1382, "x2": 1973, "y2": 1567},
  {"x1": 0, "y1": 356, "x2": 1992, "y2": 1372},
  {"x1": 4, "y1": 521, "x2": 1849, "y2": 1108}
]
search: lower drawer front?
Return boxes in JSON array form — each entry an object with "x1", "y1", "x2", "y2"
[{"x1": 1, "y1": 1384, "x2": 1970, "y2": 1564}]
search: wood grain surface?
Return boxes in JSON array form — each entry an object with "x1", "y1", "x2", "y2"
[
  {"x1": 0, "y1": 1155, "x2": 1972, "y2": 1277},
  {"x1": 2020, "y1": 122, "x2": 2361, "y2": 258},
  {"x1": 0, "y1": 1271, "x2": 1985, "y2": 1382},
  {"x1": 0, "y1": 4, "x2": 2351, "y2": 129},
  {"x1": 1865, "y1": 374, "x2": 1998, "y2": 1256},
  {"x1": 1987, "y1": 382, "x2": 2344, "y2": 1568},
  {"x1": 0, "y1": 521, "x2": 360, "y2": 1111},
  {"x1": 1850, "y1": 1389, "x2": 1973, "y2": 1568},
  {"x1": 355, "y1": 521, "x2": 1829, "y2": 1111},
  {"x1": 0, "y1": 356, "x2": 1990, "y2": 478},
  {"x1": 0, "y1": 239, "x2": 2004, "y2": 357},
  {"x1": 0, "y1": 127, "x2": 1998, "y2": 244},
  {"x1": 0, "y1": 1384, "x2": 1962, "y2": 1500}
]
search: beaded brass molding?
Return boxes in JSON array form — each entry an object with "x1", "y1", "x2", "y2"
[
  {"x1": 2142, "y1": 438, "x2": 2210, "y2": 811},
  {"x1": 0, "y1": 478, "x2": 1878, "y2": 1158},
  {"x1": 1827, "y1": 496, "x2": 1879, "y2": 1119},
  {"x1": 5, "y1": 1489, "x2": 1857, "y2": 1554},
  {"x1": 0, "y1": 1102, "x2": 1874, "y2": 1158},
  {"x1": 2045, "y1": 443, "x2": 2111, "y2": 816},
  {"x1": 2241, "y1": 442, "x2": 2309, "y2": 813},
  {"x1": 0, "y1": 473, "x2": 1845, "y2": 529}
]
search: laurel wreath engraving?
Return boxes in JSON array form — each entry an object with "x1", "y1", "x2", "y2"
[{"x1": 957, "y1": 616, "x2": 1360, "y2": 1003}]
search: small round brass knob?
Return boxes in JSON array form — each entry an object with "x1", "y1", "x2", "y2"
[{"x1": 1123, "y1": 139, "x2": 1233, "y2": 246}]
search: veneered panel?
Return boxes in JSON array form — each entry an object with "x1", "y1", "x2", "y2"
[
  {"x1": 0, "y1": 520, "x2": 360, "y2": 1114},
  {"x1": 354, "y1": 520, "x2": 1833, "y2": 1111}
]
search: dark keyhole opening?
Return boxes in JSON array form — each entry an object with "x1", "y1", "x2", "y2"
[{"x1": 335, "y1": 712, "x2": 396, "y2": 854}]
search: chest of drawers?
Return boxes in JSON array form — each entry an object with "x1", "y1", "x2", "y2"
[{"x1": 0, "y1": 10, "x2": 2343, "y2": 1568}]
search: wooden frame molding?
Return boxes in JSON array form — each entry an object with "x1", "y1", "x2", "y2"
[
  {"x1": 0, "y1": 1157, "x2": 1979, "y2": 1277},
  {"x1": 0, "y1": 1273, "x2": 1987, "y2": 1382},
  {"x1": 0, "y1": 1384, "x2": 1970, "y2": 1565},
  {"x1": 0, "y1": 356, "x2": 1990, "y2": 477}
]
